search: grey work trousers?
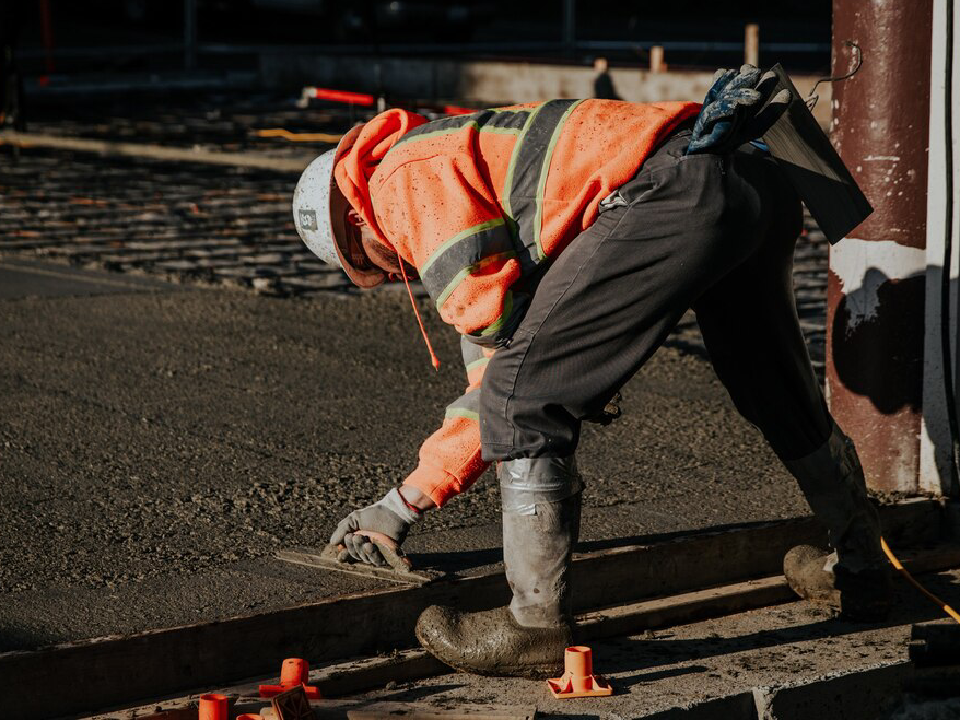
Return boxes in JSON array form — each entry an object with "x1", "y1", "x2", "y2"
[{"x1": 479, "y1": 129, "x2": 833, "y2": 464}]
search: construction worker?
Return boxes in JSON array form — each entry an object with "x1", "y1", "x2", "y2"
[{"x1": 292, "y1": 66, "x2": 891, "y2": 678}]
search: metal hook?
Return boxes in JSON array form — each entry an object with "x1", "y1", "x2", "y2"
[{"x1": 806, "y1": 40, "x2": 864, "y2": 110}]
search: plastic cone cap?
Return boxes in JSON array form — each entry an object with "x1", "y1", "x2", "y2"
[
  {"x1": 280, "y1": 658, "x2": 309, "y2": 685},
  {"x1": 198, "y1": 693, "x2": 228, "y2": 720},
  {"x1": 566, "y1": 647, "x2": 594, "y2": 693},
  {"x1": 546, "y1": 646, "x2": 612, "y2": 698}
]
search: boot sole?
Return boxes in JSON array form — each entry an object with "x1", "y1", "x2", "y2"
[{"x1": 414, "y1": 624, "x2": 563, "y2": 680}]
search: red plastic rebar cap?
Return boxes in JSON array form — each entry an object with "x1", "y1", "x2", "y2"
[
  {"x1": 259, "y1": 657, "x2": 321, "y2": 699},
  {"x1": 546, "y1": 646, "x2": 613, "y2": 699}
]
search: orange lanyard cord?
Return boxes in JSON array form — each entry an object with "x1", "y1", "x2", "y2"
[{"x1": 396, "y1": 249, "x2": 440, "y2": 370}]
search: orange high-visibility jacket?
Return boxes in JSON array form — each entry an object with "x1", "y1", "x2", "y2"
[{"x1": 335, "y1": 99, "x2": 700, "y2": 507}]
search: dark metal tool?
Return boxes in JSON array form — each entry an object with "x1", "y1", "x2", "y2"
[
  {"x1": 277, "y1": 534, "x2": 444, "y2": 586},
  {"x1": 761, "y1": 63, "x2": 874, "y2": 244}
]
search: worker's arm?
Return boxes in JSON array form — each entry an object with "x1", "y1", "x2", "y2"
[
  {"x1": 372, "y1": 154, "x2": 526, "y2": 346},
  {"x1": 401, "y1": 337, "x2": 495, "y2": 507},
  {"x1": 370, "y1": 154, "x2": 524, "y2": 506},
  {"x1": 330, "y1": 339, "x2": 491, "y2": 566}
]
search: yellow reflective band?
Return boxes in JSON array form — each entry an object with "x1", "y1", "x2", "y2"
[
  {"x1": 480, "y1": 126, "x2": 523, "y2": 136},
  {"x1": 402, "y1": 120, "x2": 480, "y2": 144},
  {"x1": 480, "y1": 290, "x2": 514, "y2": 336},
  {"x1": 435, "y1": 251, "x2": 517, "y2": 312},
  {"x1": 421, "y1": 217, "x2": 507, "y2": 278},
  {"x1": 532, "y1": 99, "x2": 584, "y2": 260},
  {"x1": 465, "y1": 356, "x2": 490, "y2": 373},
  {"x1": 501, "y1": 101, "x2": 546, "y2": 221},
  {"x1": 445, "y1": 407, "x2": 480, "y2": 422}
]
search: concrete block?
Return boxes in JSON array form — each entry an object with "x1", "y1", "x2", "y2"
[
  {"x1": 643, "y1": 692, "x2": 757, "y2": 720},
  {"x1": 757, "y1": 663, "x2": 909, "y2": 720}
]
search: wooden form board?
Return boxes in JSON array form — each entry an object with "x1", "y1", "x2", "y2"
[
  {"x1": 266, "y1": 702, "x2": 537, "y2": 720},
  {"x1": 2, "y1": 499, "x2": 946, "y2": 719},
  {"x1": 344, "y1": 703, "x2": 537, "y2": 720},
  {"x1": 81, "y1": 543, "x2": 960, "y2": 720}
]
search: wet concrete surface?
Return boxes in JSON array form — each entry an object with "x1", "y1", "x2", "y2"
[
  {"x1": 0, "y1": 264, "x2": 814, "y2": 651},
  {"x1": 343, "y1": 569, "x2": 960, "y2": 719}
]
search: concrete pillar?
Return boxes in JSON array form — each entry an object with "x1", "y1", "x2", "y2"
[
  {"x1": 827, "y1": 0, "x2": 934, "y2": 493},
  {"x1": 920, "y1": 0, "x2": 960, "y2": 497},
  {"x1": 184, "y1": 0, "x2": 198, "y2": 71},
  {"x1": 562, "y1": 0, "x2": 576, "y2": 54},
  {"x1": 39, "y1": 0, "x2": 54, "y2": 74}
]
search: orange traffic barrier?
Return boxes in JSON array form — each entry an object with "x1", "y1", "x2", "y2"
[
  {"x1": 198, "y1": 693, "x2": 229, "y2": 720},
  {"x1": 546, "y1": 646, "x2": 613, "y2": 698},
  {"x1": 259, "y1": 657, "x2": 321, "y2": 699}
]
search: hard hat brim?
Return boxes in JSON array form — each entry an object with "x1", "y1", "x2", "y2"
[{"x1": 328, "y1": 125, "x2": 387, "y2": 289}]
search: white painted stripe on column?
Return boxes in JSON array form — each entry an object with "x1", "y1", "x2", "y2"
[
  {"x1": 829, "y1": 238, "x2": 926, "y2": 330},
  {"x1": 920, "y1": 0, "x2": 960, "y2": 497}
]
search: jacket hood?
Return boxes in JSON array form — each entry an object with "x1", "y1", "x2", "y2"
[{"x1": 333, "y1": 109, "x2": 427, "y2": 249}]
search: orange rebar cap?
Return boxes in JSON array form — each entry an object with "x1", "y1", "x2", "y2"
[
  {"x1": 198, "y1": 694, "x2": 229, "y2": 720},
  {"x1": 546, "y1": 646, "x2": 613, "y2": 698},
  {"x1": 258, "y1": 658, "x2": 321, "y2": 699}
]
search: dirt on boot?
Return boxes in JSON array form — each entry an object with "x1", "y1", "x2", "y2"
[
  {"x1": 415, "y1": 605, "x2": 572, "y2": 679},
  {"x1": 783, "y1": 544, "x2": 892, "y2": 622},
  {"x1": 784, "y1": 545, "x2": 838, "y2": 602}
]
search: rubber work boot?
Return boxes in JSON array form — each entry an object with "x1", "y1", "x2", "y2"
[
  {"x1": 416, "y1": 457, "x2": 582, "y2": 678},
  {"x1": 782, "y1": 424, "x2": 892, "y2": 622}
]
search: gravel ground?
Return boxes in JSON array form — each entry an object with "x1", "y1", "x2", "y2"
[
  {"x1": 0, "y1": 265, "x2": 813, "y2": 650},
  {"x1": 0, "y1": 101, "x2": 830, "y2": 650}
]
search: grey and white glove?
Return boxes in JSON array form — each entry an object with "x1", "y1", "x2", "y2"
[{"x1": 329, "y1": 487, "x2": 422, "y2": 567}]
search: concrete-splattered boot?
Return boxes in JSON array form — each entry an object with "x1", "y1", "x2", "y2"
[
  {"x1": 782, "y1": 424, "x2": 892, "y2": 622},
  {"x1": 416, "y1": 457, "x2": 582, "y2": 678}
]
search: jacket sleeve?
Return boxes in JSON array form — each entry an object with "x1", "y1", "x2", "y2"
[
  {"x1": 402, "y1": 337, "x2": 495, "y2": 507},
  {"x1": 372, "y1": 154, "x2": 525, "y2": 345}
]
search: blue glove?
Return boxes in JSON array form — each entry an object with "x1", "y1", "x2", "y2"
[{"x1": 687, "y1": 65, "x2": 791, "y2": 155}]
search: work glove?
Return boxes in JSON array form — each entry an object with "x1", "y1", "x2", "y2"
[
  {"x1": 329, "y1": 487, "x2": 422, "y2": 567},
  {"x1": 686, "y1": 64, "x2": 792, "y2": 156}
]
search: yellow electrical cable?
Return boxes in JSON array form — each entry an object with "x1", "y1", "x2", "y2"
[
  {"x1": 881, "y1": 537, "x2": 960, "y2": 624},
  {"x1": 256, "y1": 128, "x2": 344, "y2": 143}
]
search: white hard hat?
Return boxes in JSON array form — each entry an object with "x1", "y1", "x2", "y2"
[
  {"x1": 292, "y1": 148, "x2": 341, "y2": 267},
  {"x1": 292, "y1": 125, "x2": 384, "y2": 288}
]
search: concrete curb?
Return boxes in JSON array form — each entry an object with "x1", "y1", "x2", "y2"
[{"x1": 1, "y1": 499, "x2": 949, "y2": 719}]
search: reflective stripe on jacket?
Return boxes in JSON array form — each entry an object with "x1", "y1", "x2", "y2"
[{"x1": 335, "y1": 99, "x2": 700, "y2": 506}]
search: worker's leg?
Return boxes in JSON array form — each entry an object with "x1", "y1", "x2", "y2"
[
  {"x1": 480, "y1": 132, "x2": 769, "y2": 461},
  {"x1": 415, "y1": 131, "x2": 778, "y2": 678},
  {"x1": 691, "y1": 151, "x2": 830, "y2": 459},
  {"x1": 691, "y1": 152, "x2": 890, "y2": 621},
  {"x1": 416, "y1": 457, "x2": 582, "y2": 678}
]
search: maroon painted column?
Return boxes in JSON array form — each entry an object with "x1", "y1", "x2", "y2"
[{"x1": 827, "y1": 0, "x2": 934, "y2": 493}]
